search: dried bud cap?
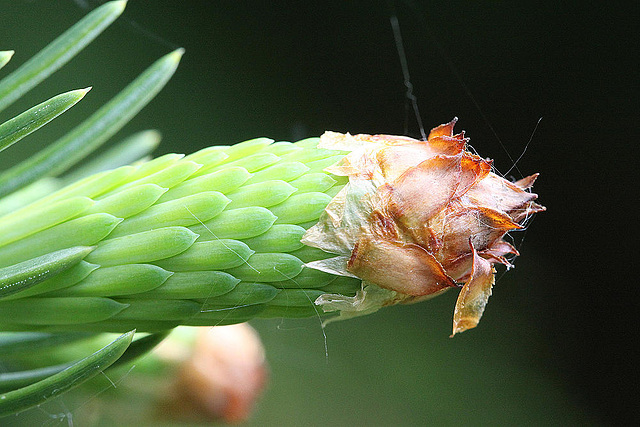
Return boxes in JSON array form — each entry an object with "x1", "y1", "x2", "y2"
[{"x1": 303, "y1": 119, "x2": 545, "y2": 335}]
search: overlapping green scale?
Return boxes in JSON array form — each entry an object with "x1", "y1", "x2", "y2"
[
  {"x1": 186, "y1": 303, "x2": 267, "y2": 327},
  {"x1": 108, "y1": 191, "x2": 229, "y2": 237},
  {"x1": 0, "y1": 136, "x2": 368, "y2": 332},
  {"x1": 225, "y1": 253, "x2": 305, "y2": 283},
  {"x1": 190, "y1": 206, "x2": 276, "y2": 240},
  {"x1": 49, "y1": 264, "x2": 172, "y2": 297},
  {"x1": 196, "y1": 152, "x2": 278, "y2": 176},
  {"x1": 305, "y1": 155, "x2": 347, "y2": 173},
  {"x1": 110, "y1": 160, "x2": 201, "y2": 192},
  {"x1": 112, "y1": 299, "x2": 202, "y2": 321},
  {"x1": 241, "y1": 224, "x2": 306, "y2": 253},
  {"x1": 123, "y1": 153, "x2": 184, "y2": 181},
  {"x1": 39, "y1": 165, "x2": 137, "y2": 205},
  {"x1": 245, "y1": 161, "x2": 309, "y2": 184},
  {"x1": 84, "y1": 183, "x2": 167, "y2": 218},
  {"x1": 136, "y1": 271, "x2": 238, "y2": 300},
  {"x1": 198, "y1": 282, "x2": 280, "y2": 307},
  {"x1": 210, "y1": 137, "x2": 274, "y2": 162},
  {"x1": 0, "y1": 297, "x2": 128, "y2": 325},
  {"x1": 270, "y1": 266, "x2": 338, "y2": 289},
  {"x1": 0, "y1": 213, "x2": 122, "y2": 267},
  {"x1": 261, "y1": 141, "x2": 300, "y2": 156},
  {"x1": 271, "y1": 192, "x2": 333, "y2": 224},
  {"x1": 225, "y1": 180, "x2": 296, "y2": 209},
  {"x1": 289, "y1": 173, "x2": 337, "y2": 194},
  {"x1": 0, "y1": 196, "x2": 94, "y2": 247},
  {"x1": 157, "y1": 166, "x2": 250, "y2": 202},
  {"x1": 154, "y1": 239, "x2": 254, "y2": 271},
  {"x1": 181, "y1": 146, "x2": 227, "y2": 164}
]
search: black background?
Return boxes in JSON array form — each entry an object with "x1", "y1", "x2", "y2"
[{"x1": 1, "y1": 1, "x2": 637, "y2": 424}]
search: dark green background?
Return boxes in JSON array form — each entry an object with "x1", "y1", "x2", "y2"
[{"x1": 1, "y1": 1, "x2": 635, "y2": 425}]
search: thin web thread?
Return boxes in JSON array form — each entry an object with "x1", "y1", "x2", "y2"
[
  {"x1": 187, "y1": 205, "x2": 329, "y2": 360},
  {"x1": 390, "y1": 15, "x2": 427, "y2": 140},
  {"x1": 390, "y1": 4, "x2": 541, "y2": 282},
  {"x1": 40, "y1": 364, "x2": 136, "y2": 426},
  {"x1": 504, "y1": 117, "x2": 543, "y2": 177},
  {"x1": 395, "y1": 0, "x2": 533, "y2": 179},
  {"x1": 184, "y1": 205, "x2": 260, "y2": 275},
  {"x1": 183, "y1": 205, "x2": 262, "y2": 328},
  {"x1": 274, "y1": 266, "x2": 329, "y2": 362}
]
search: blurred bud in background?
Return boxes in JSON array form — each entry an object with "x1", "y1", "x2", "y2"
[{"x1": 156, "y1": 324, "x2": 268, "y2": 424}]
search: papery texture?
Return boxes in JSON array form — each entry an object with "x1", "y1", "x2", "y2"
[{"x1": 303, "y1": 118, "x2": 545, "y2": 334}]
